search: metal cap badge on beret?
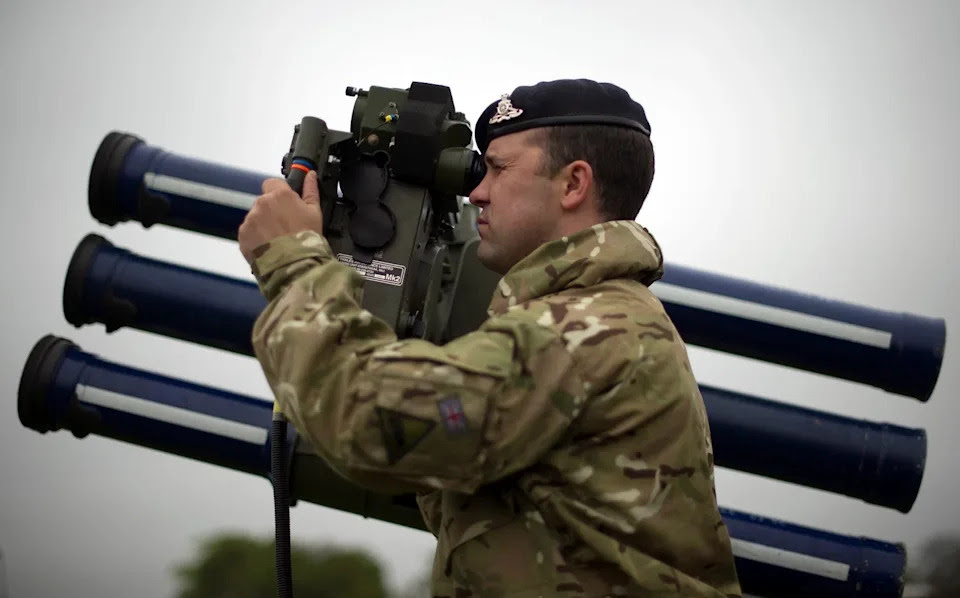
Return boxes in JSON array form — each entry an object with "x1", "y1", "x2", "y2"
[{"x1": 475, "y1": 79, "x2": 652, "y2": 153}]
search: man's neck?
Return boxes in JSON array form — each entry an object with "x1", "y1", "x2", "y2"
[{"x1": 551, "y1": 212, "x2": 605, "y2": 241}]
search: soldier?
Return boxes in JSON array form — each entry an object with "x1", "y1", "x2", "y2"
[{"x1": 238, "y1": 79, "x2": 742, "y2": 597}]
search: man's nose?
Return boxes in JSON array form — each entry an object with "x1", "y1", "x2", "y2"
[{"x1": 469, "y1": 177, "x2": 489, "y2": 207}]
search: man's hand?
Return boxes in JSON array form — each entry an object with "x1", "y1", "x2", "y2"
[{"x1": 238, "y1": 170, "x2": 324, "y2": 265}]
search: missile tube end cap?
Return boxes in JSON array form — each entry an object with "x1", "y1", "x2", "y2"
[
  {"x1": 63, "y1": 234, "x2": 113, "y2": 327},
  {"x1": 88, "y1": 132, "x2": 143, "y2": 225},
  {"x1": 18, "y1": 335, "x2": 75, "y2": 433}
]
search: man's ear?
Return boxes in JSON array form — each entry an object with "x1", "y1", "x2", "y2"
[{"x1": 559, "y1": 160, "x2": 594, "y2": 211}]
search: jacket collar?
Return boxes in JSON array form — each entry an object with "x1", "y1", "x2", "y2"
[{"x1": 487, "y1": 220, "x2": 664, "y2": 316}]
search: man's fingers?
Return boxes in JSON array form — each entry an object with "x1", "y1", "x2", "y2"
[
  {"x1": 302, "y1": 170, "x2": 320, "y2": 207},
  {"x1": 261, "y1": 177, "x2": 289, "y2": 194}
]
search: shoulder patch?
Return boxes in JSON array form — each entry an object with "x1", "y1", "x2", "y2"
[
  {"x1": 437, "y1": 395, "x2": 469, "y2": 434},
  {"x1": 375, "y1": 407, "x2": 435, "y2": 465}
]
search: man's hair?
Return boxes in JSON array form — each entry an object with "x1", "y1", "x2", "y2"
[{"x1": 531, "y1": 125, "x2": 655, "y2": 221}]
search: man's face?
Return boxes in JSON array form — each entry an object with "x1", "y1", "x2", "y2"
[{"x1": 468, "y1": 130, "x2": 563, "y2": 275}]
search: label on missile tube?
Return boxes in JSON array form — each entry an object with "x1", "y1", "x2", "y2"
[{"x1": 337, "y1": 254, "x2": 406, "y2": 287}]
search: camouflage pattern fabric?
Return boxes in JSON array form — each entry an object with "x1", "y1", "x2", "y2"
[{"x1": 250, "y1": 220, "x2": 742, "y2": 597}]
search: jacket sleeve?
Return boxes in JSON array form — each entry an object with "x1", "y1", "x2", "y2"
[{"x1": 249, "y1": 231, "x2": 586, "y2": 495}]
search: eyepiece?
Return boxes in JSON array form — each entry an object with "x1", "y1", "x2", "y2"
[
  {"x1": 467, "y1": 151, "x2": 486, "y2": 193},
  {"x1": 434, "y1": 148, "x2": 486, "y2": 197}
]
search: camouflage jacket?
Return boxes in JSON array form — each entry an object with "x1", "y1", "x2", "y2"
[{"x1": 250, "y1": 220, "x2": 742, "y2": 598}]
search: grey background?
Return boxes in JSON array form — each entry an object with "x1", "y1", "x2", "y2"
[{"x1": 1, "y1": 1, "x2": 957, "y2": 596}]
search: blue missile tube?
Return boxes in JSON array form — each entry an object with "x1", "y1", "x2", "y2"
[
  {"x1": 61, "y1": 234, "x2": 926, "y2": 512},
  {"x1": 700, "y1": 385, "x2": 924, "y2": 513},
  {"x1": 64, "y1": 233, "x2": 263, "y2": 354},
  {"x1": 89, "y1": 132, "x2": 270, "y2": 239},
  {"x1": 720, "y1": 508, "x2": 905, "y2": 597},
  {"x1": 18, "y1": 335, "x2": 283, "y2": 477},
  {"x1": 16, "y1": 335, "x2": 907, "y2": 598},
  {"x1": 655, "y1": 265, "x2": 945, "y2": 403},
  {"x1": 86, "y1": 132, "x2": 946, "y2": 401}
]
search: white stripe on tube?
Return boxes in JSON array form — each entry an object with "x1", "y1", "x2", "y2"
[
  {"x1": 652, "y1": 282, "x2": 894, "y2": 349},
  {"x1": 730, "y1": 538, "x2": 852, "y2": 581},
  {"x1": 76, "y1": 384, "x2": 269, "y2": 445},
  {"x1": 144, "y1": 172, "x2": 264, "y2": 211}
]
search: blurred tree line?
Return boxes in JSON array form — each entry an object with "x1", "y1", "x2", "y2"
[
  {"x1": 172, "y1": 532, "x2": 429, "y2": 598},
  {"x1": 173, "y1": 530, "x2": 960, "y2": 597}
]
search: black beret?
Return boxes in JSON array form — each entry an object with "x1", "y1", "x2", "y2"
[{"x1": 474, "y1": 79, "x2": 651, "y2": 154}]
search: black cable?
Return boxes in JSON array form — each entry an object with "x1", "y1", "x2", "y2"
[{"x1": 272, "y1": 414, "x2": 293, "y2": 598}]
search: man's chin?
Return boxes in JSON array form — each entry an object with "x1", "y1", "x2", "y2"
[{"x1": 475, "y1": 242, "x2": 508, "y2": 275}]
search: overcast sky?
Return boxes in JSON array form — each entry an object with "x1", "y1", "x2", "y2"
[{"x1": 1, "y1": 1, "x2": 958, "y2": 596}]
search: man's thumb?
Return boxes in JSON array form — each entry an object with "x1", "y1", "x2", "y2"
[{"x1": 302, "y1": 170, "x2": 320, "y2": 207}]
